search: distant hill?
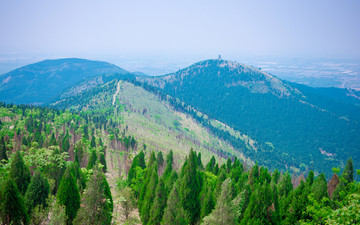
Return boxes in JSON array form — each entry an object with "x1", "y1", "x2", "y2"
[
  {"x1": 138, "y1": 59, "x2": 360, "y2": 175},
  {"x1": 0, "y1": 58, "x2": 127, "y2": 104}
]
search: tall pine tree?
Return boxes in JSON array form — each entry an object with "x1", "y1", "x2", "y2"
[{"x1": 10, "y1": 150, "x2": 31, "y2": 195}]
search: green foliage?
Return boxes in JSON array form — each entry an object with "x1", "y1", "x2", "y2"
[
  {"x1": 140, "y1": 164, "x2": 158, "y2": 225},
  {"x1": 73, "y1": 168, "x2": 113, "y2": 225},
  {"x1": 326, "y1": 193, "x2": 360, "y2": 224},
  {"x1": 202, "y1": 178, "x2": 235, "y2": 225},
  {"x1": 0, "y1": 136, "x2": 8, "y2": 163},
  {"x1": 343, "y1": 158, "x2": 354, "y2": 183},
  {"x1": 10, "y1": 150, "x2": 31, "y2": 195},
  {"x1": 162, "y1": 182, "x2": 190, "y2": 225},
  {"x1": 99, "y1": 152, "x2": 107, "y2": 173},
  {"x1": 57, "y1": 164, "x2": 81, "y2": 223},
  {"x1": 179, "y1": 149, "x2": 201, "y2": 224},
  {"x1": 86, "y1": 149, "x2": 97, "y2": 170},
  {"x1": 149, "y1": 178, "x2": 167, "y2": 225},
  {"x1": 0, "y1": 178, "x2": 29, "y2": 225},
  {"x1": 119, "y1": 187, "x2": 137, "y2": 220},
  {"x1": 24, "y1": 171, "x2": 50, "y2": 214}
]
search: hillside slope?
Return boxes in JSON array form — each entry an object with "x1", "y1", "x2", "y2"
[
  {"x1": 138, "y1": 59, "x2": 360, "y2": 175},
  {"x1": 51, "y1": 79, "x2": 255, "y2": 168},
  {"x1": 0, "y1": 58, "x2": 127, "y2": 104}
]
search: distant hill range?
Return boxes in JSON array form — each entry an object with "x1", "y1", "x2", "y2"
[
  {"x1": 1, "y1": 57, "x2": 360, "y2": 175},
  {"x1": 0, "y1": 58, "x2": 127, "y2": 104}
]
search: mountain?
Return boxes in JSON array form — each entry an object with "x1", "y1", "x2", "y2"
[
  {"x1": 0, "y1": 58, "x2": 127, "y2": 105},
  {"x1": 138, "y1": 59, "x2": 360, "y2": 175},
  {"x1": 51, "y1": 78, "x2": 253, "y2": 166}
]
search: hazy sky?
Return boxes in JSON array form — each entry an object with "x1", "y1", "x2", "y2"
[{"x1": 1, "y1": 0, "x2": 360, "y2": 61}]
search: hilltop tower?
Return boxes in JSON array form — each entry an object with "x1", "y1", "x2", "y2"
[{"x1": 218, "y1": 54, "x2": 222, "y2": 60}]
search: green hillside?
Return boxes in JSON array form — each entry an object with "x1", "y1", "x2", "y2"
[{"x1": 139, "y1": 59, "x2": 360, "y2": 175}]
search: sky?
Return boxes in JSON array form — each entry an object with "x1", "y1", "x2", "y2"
[{"x1": 0, "y1": 0, "x2": 360, "y2": 73}]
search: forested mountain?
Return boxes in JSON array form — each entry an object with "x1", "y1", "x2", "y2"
[
  {"x1": 0, "y1": 58, "x2": 127, "y2": 105},
  {"x1": 138, "y1": 59, "x2": 360, "y2": 176},
  {"x1": 1, "y1": 57, "x2": 360, "y2": 224}
]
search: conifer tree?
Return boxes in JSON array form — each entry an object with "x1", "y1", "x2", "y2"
[
  {"x1": 149, "y1": 178, "x2": 167, "y2": 225},
  {"x1": 99, "y1": 152, "x2": 107, "y2": 173},
  {"x1": 179, "y1": 149, "x2": 201, "y2": 224},
  {"x1": 202, "y1": 178, "x2": 235, "y2": 225},
  {"x1": 57, "y1": 164, "x2": 80, "y2": 224},
  {"x1": 0, "y1": 136, "x2": 8, "y2": 163},
  {"x1": 140, "y1": 164, "x2": 158, "y2": 225},
  {"x1": 0, "y1": 178, "x2": 29, "y2": 225},
  {"x1": 86, "y1": 149, "x2": 97, "y2": 170},
  {"x1": 24, "y1": 171, "x2": 50, "y2": 214},
  {"x1": 343, "y1": 158, "x2": 354, "y2": 184},
  {"x1": 90, "y1": 135, "x2": 96, "y2": 148},
  {"x1": 311, "y1": 173, "x2": 328, "y2": 203},
  {"x1": 73, "y1": 168, "x2": 113, "y2": 225},
  {"x1": 10, "y1": 150, "x2": 31, "y2": 195},
  {"x1": 162, "y1": 182, "x2": 189, "y2": 225},
  {"x1": 205, "y1": 155, "x2": 216, "y2": 172}
]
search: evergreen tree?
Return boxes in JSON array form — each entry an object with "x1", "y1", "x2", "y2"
[
  {"x1": 0, "y1": 178, "x2": 29, "y2": 225},
  {"x1": 205, "y1": 155, "x2": 216, "y2": 173},
  {"x1": 149, "y1": 178, "x2": 167, "y2": 225},
  {"x1": 157, "y1": 151, "x2": 164, "y2": 168},
  {"x1": 86, "y1": 149, "x2": 97, "y2": 170},
  {"x1": 179, "y1": 149, "x2": 201, "y2": 224},
  {"x1": 24, "y1": 171, "x2": 50, "y2": 214},
  {"x1": 99, "y1": 152, "x2": 107, "y2": 173},
  {"x1": 202, "y1": 178, "x2": 235, "y2": 225},
  {"x1": 311, "y1": 173, "x2": 328, "y2": 203},
  {"x1": 57, "y1": 164, "x2": 81, "y2": 224},
  {"x1": 343, "y1": 158, "x2": 354, "y2": 184},
  {"x1": 140, "y1": 164, "x2": 158, "y2": 225},
  {"x1": 0, "y1": 136, "x2": 8, "y2": 163},
  {"x1": 306, "y1": 170, "x2": 314, "y2": 187},
  {"x1": 90, "y1": 135, "x2": 96, "y2": 148},
  {"x1": 10, "y1": 150, "x2": 31, "y2": 195},
  {"x1": 73, "y1": 168, "x2": 113, "y2": 225},
  {"x1": 162, "y1": 182, "x2": 189, "y2": 225}
]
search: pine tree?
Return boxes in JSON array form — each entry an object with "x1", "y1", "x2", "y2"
[
  {"x1": 202, "y1": 178, "x2": 235, "y2": 225},
  {"x1": 343, "y1": 158, "x2": 354, "y2": 184},
  {"x1": 73, "y1": 168, "x2": 113, "y2": 225},
  {"x1": 99, "y1": 152, "x2": 107, "y2": 173},
  {"x1": 0, "y1": 136, "x2": 8, "y2": 163},
  {"x1": 149, "y1": 178, "x2": 167, "y2": 225},
  {"x1": 162, "y1": 182, "x2": 189, "y2": 225},
  {"x1": 10, "y1": 150, "x2": 31, "y2": 195},
  {"x1": 57, "y1": 164, "x2": 80, "y2": 224},
  {"x1": 311, "y1": 173, "x2": 328, "y2": 203},
  {"x1": 86, "y1": 149, "x2": 97, "y2": 170},
  {"x1": 140, "y1": 164, "x2": 158, "y2": 225},
  {"x1": 179, "y1": 149, "x2": 201, "y2": 224},
  {"x1": 0, "y1": 178, "x2": 29, "y2": 225},
  {"x1": 90, "y1": 135, "x2": 96, "y2": 148},
  {"x1": 205, "y1": 155, "x2": 216, "y2": 173},
  {"x1": 24, "y1": 171, "x2": 50, "y2": 214}
]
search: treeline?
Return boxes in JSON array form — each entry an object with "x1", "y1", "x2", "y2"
[
  {"x1": 127, "y1": 149, "x2": 360, "y2": 224},
  {"x1": 0, "y1": 102, "x2": 125, "y2": 224}
]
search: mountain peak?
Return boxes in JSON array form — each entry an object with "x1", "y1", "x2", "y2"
[{"x1": 155, "y1": 59, "x2": 302, "y2": 98}]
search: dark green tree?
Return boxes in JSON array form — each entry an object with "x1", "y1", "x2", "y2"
[
  {"x1": 162, "y1": 182, "x2": 189, "y2": 225},
  {"x1": 149, "y1": 178, "x2": 167, "y2": 225},
  {"x1": 343, "y1": 158, "x2": 354, "y2": 184},
  {"x1": 86, "y1": 149, "x2": 97, "y2": 170},
  {"x1": 202, "y1": 178, "x2": 235, "y2": 225},
  {"x1": 73, "y1": 168, "x2": 113, "y2": 225},
  {"x1": 205, "y1": 156, "x2": 216, "y2": 173},
  {"x1": 0, "y1": 136, "x2": 8, "y2": 163},
  {"x1": 24, "y1": 171, "x2": 50, "y2": 214},
  {"x1": 10, "y1": 150, "x2": 31, "y2": 195},
  {"x1": 179, "y1": 149, "x2": 201, "y2": 224},
  {"x1": 57, "y1": 164, "x2": 81, "y2": 224},
  {"x1": 140, "y1": 164, "x2": 158, "y2": 225},
  {"x1": 90, "y1": 135, "x2": 96, "y2": 148},
  {"x1": 0, "y1": 178, "x2": 29, "y2": 225},
  {"x1": 99, "y1": 152, "x2": 107, "y2": 173}
]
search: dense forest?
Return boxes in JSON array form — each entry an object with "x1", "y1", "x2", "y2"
[
  {"x1": 0, "y1": 102, "x2": 359, "y2": 224},
  {"x1": 140, "y1": 59, "x2": 360, "y2": 175}
]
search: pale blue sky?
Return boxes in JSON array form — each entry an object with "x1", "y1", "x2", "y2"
[{"x1": 0, "y1": 0, "x2": 360, "y2": 66}]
